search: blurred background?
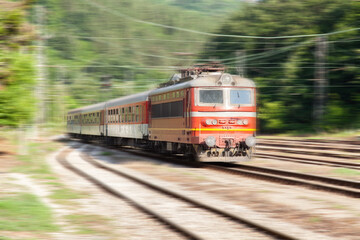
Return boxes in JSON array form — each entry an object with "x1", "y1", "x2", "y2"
[
  {"x1": 0, "y1": 1, "x2": 359, "y2": 240},
  {"x1": 0, "y1": 0, "x2": 359, "y2": 135}
]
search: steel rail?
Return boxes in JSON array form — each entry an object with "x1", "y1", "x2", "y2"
[
  {"x1": 258, "y1": 138, "x2": 360, "y2": 146},
  {"x1": 256, "y1": 145, "x2": 359, "y2": 160},
  {"x1": 204, "y1": 163, "x2": 360, "y2": 198},
  {"x1": 255, "y1": 152, "x2": 360, "y2": 170},
  {"x1": 70, "y1": 140, "x2": 360, "y2": 197},
  {"x1": 78, "y1": 140, "x2": 360, "y2": 198},
  {"x1": 56, "y1": 148, "x2": 205, "y2": 240},
  {"x1": 80, "y1": 152, "x2": 301, "y2": 240},
  {"x1": 209, "y1": 162, "x2": 360, "y2": 189},
  {"x1": 257, "y1": 141, "x2": 360, "y2": 153}
]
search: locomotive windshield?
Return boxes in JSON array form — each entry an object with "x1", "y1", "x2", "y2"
[
  {"x1": 230, "y1": 89, "x2": 252, "y2": 105},
  {"x1": 199, "y1": 89, "x2": 223, "y2": 104}
]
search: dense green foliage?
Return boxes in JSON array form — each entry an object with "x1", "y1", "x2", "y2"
[
  {"x1": 39, "y1": 0, "x2": 236, "y2": 112},
  {"x1": 156, "y1": 0, "x2": 243, "y2": 15},
  {"x1": 0, "y1": 1, "x2": 36, "y2": 127},
  {"x1": 202, "y1": 0, "x2": 360, "y2": 133},
  {"x1": 1, "y1": 0, "x2": 358, "y2": 134}
]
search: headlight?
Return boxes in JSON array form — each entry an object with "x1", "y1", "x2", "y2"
[
  {"x1": 212, "y1": 119, "x2": 218, "y2": 125},
  {"x1": 218, "y1": 74, "x2": 234, "y2": 86},
  {"x1": 205, "y1": 136, "x2": 216, "y2": 147},
  {"x1": 245, "y1": 136, "x2": 256, "y2": 147},
  {"x1": 242, "y1": 119, "x2": 249, "y2": 125},
  {"x1": 237, "y1": 119, "x2": 243, "y2": 125},
  {"x1": 222, "y1": 75, "x2": 232, "y2": 84},
  {"x1": 205, "y1": 119, "x2": 212, "y2": 125}
]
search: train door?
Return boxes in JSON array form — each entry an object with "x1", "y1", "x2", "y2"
[
  {"x1": 185, "y1": 89, "x2": 191, "y2": 129},
  {"x1": 100, "y1": 110, "x2": 105, "y2": 136},
  {"x1": 105, "y1": 108, "x2": 108, "y2": 137},
  {"x1": 79, "y1": 114, "x2": 82, "y2": 134}
]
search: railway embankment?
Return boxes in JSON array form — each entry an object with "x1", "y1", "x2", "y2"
[
  {"x1": 0, "y1": 130, "x2": 122, "y2": 240},
  {"x1": 1, "y1": 130, "x2": 360, "y2": 240}
]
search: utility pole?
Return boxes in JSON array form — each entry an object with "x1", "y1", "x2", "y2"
[
  {"x1": 34, "y1": 5, "x2": 47, "y2": 137},
  {"x1": 57, "y1": 66, "x2": 66, "y2": 124},
  {"x1": 236, "y1": 50, "x2": 246, "y2": 77},
  {"x1": 313, "y1": 36, "x2": 328, "y2": 128}
]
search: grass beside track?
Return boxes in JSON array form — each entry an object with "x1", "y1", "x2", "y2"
[
  {"x1": 332, "y1": 168, "x2": 360, "y2": 176},
  {"x1": 0, "y1": 128, "x2": 118, "y2": 239},
  {"x1": 0, "y1": 193, "x2": 58, "y2": 232}
]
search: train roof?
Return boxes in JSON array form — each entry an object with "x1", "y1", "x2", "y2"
[
  {"x1": 149, "y1": 73, "x2": 255, "y2": 96},
  {"x1": 68, "y1": 102, "x2": 106, "y2": 114},
  {"x1": 67, "y1": 91, "x2": 150, "y2": 114},
  {"x1": 67, "y1": 73, "x2": 255, "y2": 115},
  {"x1": 106, "y1": 91, "x2": 150, "y2": 108}
]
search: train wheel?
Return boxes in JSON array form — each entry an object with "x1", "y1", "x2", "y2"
[
  {"x1": 186, "y1": 145, "x2": 199, "y2": 162},
  {"x1": 245, "y1": 147, "x2": 253, "y2": 160}
]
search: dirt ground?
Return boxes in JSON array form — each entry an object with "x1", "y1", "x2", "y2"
[
  {"x1": 0, "y1": 137, "x2": 19, "y2": 172},
  {"x1": 89, "y1": 145, "x2": 360, "y2": 240},
  {"x1": 0, "y1": 137, "x2": 186, "y2": 240},
  {"x1": 1, "y1": 135, "x2": 360, "y2": 240}
]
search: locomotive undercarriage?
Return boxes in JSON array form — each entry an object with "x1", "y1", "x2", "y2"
[
  {"x1": 69, "y1": 134, "x2": 254, "y2": 162},
  {"x1": 194, "y1": 142, "x2": 253, "y2": 162},
  {"x1": 147, "y1": 140, "x2": 253, "y2": 162}
]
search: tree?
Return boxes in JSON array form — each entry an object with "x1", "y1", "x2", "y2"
[
  {"x1": 0, "y1": 0, "x2": 36, "y2": 127},
  {"x1": 202, "y1": 0, "x2": 359, "y2": 133}
]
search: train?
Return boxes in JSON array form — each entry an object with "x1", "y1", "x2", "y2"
[{"x1": 67, "y1": 64, "x2": 257, "y2": 161}]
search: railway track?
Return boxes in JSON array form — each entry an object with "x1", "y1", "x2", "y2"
[
  {"x1": 255, "y1": 138, "x2": 360, "y2": 169},
  {"x1": 204, "y1": 162, "x2": 360, "y2": 198},
  {"x1": 258, "y1": 138, "x2": 360, "y2": 147},
  {"x1": 57, "y1": 146, "x2": 310, "y2": 240},
  {"x1": 257, "y1": 139, "x2": 360, "y2": 154},
  {"x1": 74, "y1": 139, "x2": 360, "y2": 198},
  {"x1": 113, "y1": 147, "x2": 360, "y2": 198},
  {"x1": 258, "y1": 138, "x2": 360, "y2": 153},
  {"x1": 255, "y1": 152, "x2": 360, "y2": 170},
  {"x1": 256, "y1": 145, "x2": 360, "y2": 160}
]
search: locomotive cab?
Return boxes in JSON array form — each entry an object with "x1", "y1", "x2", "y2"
[
  {"x1": 149, "y1": 63, "x2": 256, "y2": 162},
  {"x1": 190, "y1": 73, "x2": 256, "y2": 161}
]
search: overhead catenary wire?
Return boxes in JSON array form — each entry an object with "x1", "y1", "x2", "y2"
[
  {"x1": 62, "y1": 1, "x2": 360, "y2": 67},
  {"x1": 85, "y1": 35, "x2": 316, "y2": 63},
  {"x1": 54, "y1": 38, "x2": 356, "y2": 71},
  {"x1": 224, "y1": 39, "x2": 315, "y2": 65},
  {"x1": 68, "y1": 78, "x2": 360, "y2": 89},
  {"x1": 41, "y1": 65, "x2": 179, "y2": 71},
  {"x1": 60, "y1": 3, "x2": 359, "y2": 81},
  {"x1": 68, "y1": 35, "x2": 360, "y2": 44},
  {"x1": 64, "y1": 33, "x2": 360, "y2": 67},
  {"x1": 43, "y1": 65, "x2": 352, "y2": 71},
  {"x1": 64, "y1": 38, "x2": 356, "y2": 69},
  {"x1": 69, "y1": 35, "x2": 360, "y2": 58},
  {"x1": 257, "y1": 85, "x2": 360, "y2": 88},
  {"x1": 82, "y1": 0, "x2": 359, "y2": 39}
]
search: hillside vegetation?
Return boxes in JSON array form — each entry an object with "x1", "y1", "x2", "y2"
[
  {"x1": 39, "y1": 0, "x2": 240, "y2": 111},
  {"x1": 0, "y1": 0, "x2": 358, "y2": 134},
  {"x1": 202, "y1": 0, "x2": 360, "y2": 132},
  {"x1": 155, "y1": 0, "x2": 244, "y2": 15},
  {"x1": 0, "y1": 0, "x2": 36, "y2": 127}
]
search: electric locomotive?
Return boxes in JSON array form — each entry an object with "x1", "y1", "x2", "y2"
[
  {"x1": 66, "y1": 64, "x2": 256, "y2": 161},
  {"x1": 149, "y1": 64, "x2": 256, "y2": 161}
]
